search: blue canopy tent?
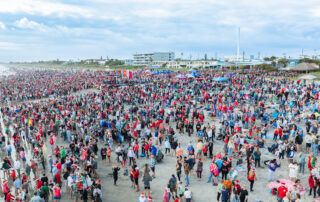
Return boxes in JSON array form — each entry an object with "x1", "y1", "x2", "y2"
[
  {"x1": 160, "y1": 70, "x2": 170, "y2": 74},
  {"x1": 193, "y1": 73, "x2": 201, "y2": 77},
  {"x1": 152, "y1": 70, "x2": 160, "y2": 74},
  {"x1": 213, "y1": 77, "x2": 228, "y2": 82},
  {"x1": 149, "y1": 66, "x2": 160, "y2": 70},
  {"x1": 189, "y1": 69, "x2": 199, "y2": 73}
]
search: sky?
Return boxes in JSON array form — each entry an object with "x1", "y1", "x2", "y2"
[{"x1": 0, "y1": 0, "x2": 319, "y2": 62}]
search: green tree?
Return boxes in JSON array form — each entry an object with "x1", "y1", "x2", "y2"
[
  {"x1": 277, "y1": 58, "x2": 289, "y2": 68},
  {"x1": 270, "y1": 56, "x2": 276, "y2": 61},
  {"x1": 161, "y1": 63, "x2": 168, "y2": 68},
  {"x1": 260, "y1": 63, "x2": 269, "y2": 69}
]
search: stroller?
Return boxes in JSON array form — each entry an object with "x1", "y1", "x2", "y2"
[{"x1": 156, "y1": 150, "x2": 164, "y2": 163}]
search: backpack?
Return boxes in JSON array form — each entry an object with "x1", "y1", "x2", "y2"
[{"x1": 213, "y1": 167, "x2": 219, "y2": 176}]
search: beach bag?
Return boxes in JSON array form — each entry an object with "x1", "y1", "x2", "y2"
[
  {"x1": 236, "y1": 159, "x2": 243, "y2": 165},
  {"x1": 213, "y1": 167, "x2": 219, "y2": 176}
]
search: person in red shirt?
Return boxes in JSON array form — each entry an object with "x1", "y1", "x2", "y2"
[
  {"x1": 5, "y1": 191, "x2": 15, "y2": 202},
  {"x1": 145, "y1": 143, "x2": 150, "y2": 158},
  {"x1": 53, "y1": 184, "x2": 61, "y2": 201},
  {"x1": 247, "y1": 168, "x2": 256, "y2": 192},
  {"x1": 277, "y1": 183, "x2": 288, "y2": 201},
  {"x1": 278, "y1": 127, "x2": 283, "y2": 137},
  {"x1": 21, "y1": 173, "x2": 27, "y2": 183},
  {"x1": 35, "y1": 178, "x2": 42, "y2": 190},
  {"x1": 273, "y1": 128, "x2": 279, "y2": 141},
  {"x1": 2, "y1": 180, "x2": 10, "y2": 199},
  {"x1": 56, "y1": 162, "x2": 62, "y2": 174},
  {"x1": 133, "y1": 167, "x2": 140, "y2": 192},
  {"x1": 309, "y1": 174, "x2": 316, "y2": 198},
  {"x1": 55, "y1": 172, "x2": 62, "y2": 186}
]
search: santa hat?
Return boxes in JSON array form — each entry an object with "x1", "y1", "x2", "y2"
[
  {"x1": 281, "y1": 182, "x2": 286, "y2": 185},
  {"x1": 140, "y1": 192, "x2": 145, "y2": 197},
  {"x1": 235, "y1": 180, "x2": 239, "y2": 183},
  {"x1": 97, "y1": 180, "x2": 101, "y2": 183},
  {"x1": 3, "y1": 180, "x2": 7, "y2": 183}
]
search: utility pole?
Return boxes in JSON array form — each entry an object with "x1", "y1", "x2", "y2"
[{"x1": 236, "y1": 27, "x2": 240, "y2": 68}]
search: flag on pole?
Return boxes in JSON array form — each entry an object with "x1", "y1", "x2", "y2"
[
  {"x1": 129, "y1": 71, "x2": 133, "y2": 79},
  {"x1": 123, "y1": 70, "x2": 127, "y2": 78}
]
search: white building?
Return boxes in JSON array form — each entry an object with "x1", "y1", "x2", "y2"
[
  {"x1": 133, "y1": 52, "x2": 175, "y2": 66},
  {"x1": 83, "y1": 59, "x2": 106, "y2": 66},
  {"x1": 151, "y1": 60, "x2": 224, "y2": 69}
]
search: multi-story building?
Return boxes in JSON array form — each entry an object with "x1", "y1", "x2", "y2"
[
  {"x1": 152, "y1": 52, "x2": 175, "y2": 62},
  {"x1": 124, "y1": 59, "x2": 133, "y2": 66},
  {"x1": 133, "y1": 52, "x2": 175, "y2": 66}
]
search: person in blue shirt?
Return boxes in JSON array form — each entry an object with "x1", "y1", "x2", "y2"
[
  {"x1": 187, "y1": 143, "x2": 194, "y2": 155},
  {"x1": 268, "y1": 159, "x2": 280, "y2": 181},
  {"x1": 221, "y1": 186, "x2": 229, "y2": 202},
  {"x1": 215, "y1": 158, "x2": 223, "y2": 170}
]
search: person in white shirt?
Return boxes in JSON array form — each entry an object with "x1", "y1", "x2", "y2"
[
  {"x1": 14, "y1": 159, "x2": 21, "y2": 177},
  {"x1": 305, "y1": 133, "x2": 313, "y2": 153},
  {"x1": 67, "y1": 175, "x2": 73, "y2": 196},
  {"x1": 184, "y1": 188, "x2": 192, "y2": 202}
]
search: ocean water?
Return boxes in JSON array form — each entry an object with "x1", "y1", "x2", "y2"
[{"x1": 0, "y1": 64, "x2": 15, "y2": 76}]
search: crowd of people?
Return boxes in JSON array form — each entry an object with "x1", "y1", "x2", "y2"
[{"x1": 0, "y1": 68, "x2": 318, "y2": 202}]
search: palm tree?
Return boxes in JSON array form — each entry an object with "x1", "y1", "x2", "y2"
[{"x1": 277, "y1": 58, "x2": 289, "y2": 68}]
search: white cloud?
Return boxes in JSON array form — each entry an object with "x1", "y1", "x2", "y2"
[
  {"x1": 0, "y1": 42, "x2": 22, "y2": 50},
  {"x1": 1, "y1": 0, "x2": 320, "y2": 61},
  {"x1": 0, "y1": 21, "x2": 5, "y2": 30},
  {"x1": 14, "y1": 17, "x2": 49, "y2": 31},
  {"x1": 0, "y1": 0, "x2": 92, "y2": 18}
]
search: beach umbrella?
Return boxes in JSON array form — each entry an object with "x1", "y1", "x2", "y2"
[
  {"x1": 186, "y1": 74, "x2": 195, "y2": 78},
  {"x1": 298, "y1": 74, "x2": 317, "y2": 80},
  {"x1": 267, "y1": 179, "x2": 306, "y2": 195},
  {"x1": 175, "y1": 74, "x2": 187, "y2": 79}
]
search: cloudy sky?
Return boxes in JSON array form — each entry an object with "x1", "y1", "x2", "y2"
[{"x1": 0, "y1": 0, "x2": 319, "y2": 62}]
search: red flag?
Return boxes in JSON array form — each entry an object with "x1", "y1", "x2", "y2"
[{"x1": 129, "y1": 71, "x2": 133, "y2": 79}]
